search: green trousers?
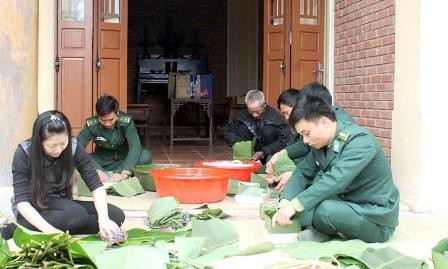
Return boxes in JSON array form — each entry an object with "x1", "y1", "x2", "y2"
[
  {"x1": 300, "y1": 199, "x2": 394, "y2": 243},
  {"x1": 92, "y1": 149, "x2": 152, "y2": 173}
]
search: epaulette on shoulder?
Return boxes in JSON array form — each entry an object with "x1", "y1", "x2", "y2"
[
  {"x1": 86, "y1": 116, "x2": 99, "y2": 127},
  {"x1": 337, "y1": 130, "x2": 350, "y2": 142},
  {"x1": 118, "y1": 114, "x2": 131, "y2": 124}
]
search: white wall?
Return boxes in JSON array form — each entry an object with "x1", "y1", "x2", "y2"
[
  {"x1": 418, "y1": 0, "x2": 448, "y2": 212},
  {"x1": 394, "y1": 0, "x2": 448, "y2": 213}
]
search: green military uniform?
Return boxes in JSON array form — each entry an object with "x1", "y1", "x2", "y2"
[
  {"x1": 77, "y1": 112, "x2": 152, "y2": 175},
  {"x1": 284, "y1": 107, "x2": 355, "y2": 164},
  {"x1": 281, "y1": 120, "x2": 399, "y2": 243}
]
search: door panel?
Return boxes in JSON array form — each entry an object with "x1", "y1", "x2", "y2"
[
  {"x1": 263, "y1": 0, "x2": 325, "y2": 107},
  {"x1": 95, "y1": 0, "x2": 127, "y2": 109},
  {"x1": 263, "y1": 0, "x2": 290, "y2": 107},
  {"x1": 291, "y1": 0, "x2": 325, "y2": 88},
  {"x1": 99, "y1": 58, "x2": 120, "y2": 98},
  {"x1": 57, "y1": 0, "x2": 93, "y2": 135}
]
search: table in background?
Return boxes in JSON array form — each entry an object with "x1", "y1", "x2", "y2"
[{"x1": 170, "y1": 99, "x2": 213, "y2": 147}]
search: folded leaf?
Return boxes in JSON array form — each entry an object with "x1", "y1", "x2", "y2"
[
  {"x1": 273, "y1": 152, "x2": 296, "y2": 176},
  {"x1": 77, "y1": 175, "x2": 93, "y2": 197},
  {"x1": 191, "y1": 218, "x2": 239, "y2": 251},
  {"x1": 147, "y1": 197, "x2": 183, "y2": 230},
  {"x1": 227, "y1": 179, "x2": 240, "y2": 196},
  {"x1": 233, "y1": 140, "x2": 255, "y2": 161}
]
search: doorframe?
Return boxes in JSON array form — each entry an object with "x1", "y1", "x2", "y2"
[{"x1": 325, "y1": 0, "x2": 335, "y2": 99}]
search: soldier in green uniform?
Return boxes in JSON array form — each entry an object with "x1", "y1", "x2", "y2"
[
  {"x1": 77, "y1": 95, "x2": 152, "y2": 182},
  {"x1": 266, "y1": 82, "x2": 355, "y2": 191},
  {"x1": 272, "y1": 96, "x2": 399, "y2": 243}
]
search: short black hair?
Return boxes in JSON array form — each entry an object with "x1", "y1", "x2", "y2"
[
  {"x1": 96, "y1": 95, "x2": 119, "y2": 116},
  {"x1": 289, "y1": 96, "x2": 336, "y2": 127},
  {"x1": 277, "y1": 88, "x2": 300, "y2": 109},
  {"x1": 298, "y1": 82, "x2": 332, "y2": 104}
]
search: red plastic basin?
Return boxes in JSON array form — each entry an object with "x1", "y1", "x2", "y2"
[
  {"x1": 150, "y1": 167, "x2": 233, "y2": 204},
  {"x1": 195, "y1": 160, "x2": 261, "y2": 182}
]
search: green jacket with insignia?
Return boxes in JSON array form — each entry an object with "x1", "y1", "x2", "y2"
[
  {"x1": 77, "y1": 112, "x2": 142, "y2": 173},
  {"x1": 281, "y1": 120, "x2": 400, "y2": 229},
  {"x1": 285, "y1": 107, "x2": 354, "y2": 164}
]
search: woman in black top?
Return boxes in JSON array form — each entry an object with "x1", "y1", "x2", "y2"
[{"x1": 2, "y1": 110, "x2": 124, "y2": 240}]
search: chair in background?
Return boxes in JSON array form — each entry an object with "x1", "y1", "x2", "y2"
[{"x1": 127, "y1": 103, "x2": 150, "y2": 146}]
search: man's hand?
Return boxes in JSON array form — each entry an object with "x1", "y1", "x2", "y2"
[
  {"x1": 251, "y1": 151, "x2": 264, "y2": 161},
  {"x1": 275, "y1": 171, "x2": 293, "y2": 192},
  {"x1": 265, "y1": 150, "x2": 284, "y2": 175},
  {"x1": 272, "y1": 201, "x2": 296, "y2": 227},
  {"x1": 109, "y1": 173, "x2": 128, "y2": 182},
  {"x1": 97, "y1": 170, "x2": 110, "y2": 182}
]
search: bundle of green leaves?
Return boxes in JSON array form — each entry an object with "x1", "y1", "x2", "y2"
[{"x1": 147, "y1": 197, "x2": 183, "y2": 230}]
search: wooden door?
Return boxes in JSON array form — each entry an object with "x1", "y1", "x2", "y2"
[
  {"x1": 263, "y1": 0, "x2": 290, "y2": 106},
  {"x1": 56, "y1": 0, "x2": 93, "y2": 135},
  {"x1": 94, "y1": 0, "x2": 128, "y2": 108},
  {"x1": 290, "y1": 0, "x2": 325, "y2": 88},
  {"x1": 263, "y1": 0, "x2": 325, "y2": 108}
]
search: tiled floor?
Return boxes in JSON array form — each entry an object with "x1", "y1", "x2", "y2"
[{"x1": 144, "y1": 136, "x2": 232, "y2": 164}]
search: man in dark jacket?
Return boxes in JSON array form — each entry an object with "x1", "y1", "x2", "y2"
[{"x1": 224, "y1": 90, "x2": 291, "y2": 164}]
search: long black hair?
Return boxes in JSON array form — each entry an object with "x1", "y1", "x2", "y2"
[{"x1": 29, "y1": 110, "x2": 74, "y2": 209}]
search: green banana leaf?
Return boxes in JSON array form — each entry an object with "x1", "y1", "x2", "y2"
[
  {"x1": 0, "y1": 236, "x2": 10, "y2": 266},
  {"x1": 273, "y1": 152, "x2": 296, "y2": 176},
  {"x1": 233, "y1": 139, "x2": 256, "y2": 161},
  {"x1": 227, "y1": 179, "x2": 240, "y2": 196},
  {"x1": 433, "y1": 238, "x2": 448, "y2": 269},
  {"x1": 185, "y1": 242, "x2": 275, "y2": 269},
  {"x1": 175, "y1": 236, "x2": 207, "y2": 260},
  {"x1": 236, "y1": 242, "x2": 275, "y2": 256},
  {"x1": 359, "y1": 247, "x2": 427, "y2": 269},
  {"x1": 94, "y1": 245, "x2": 169, "y2": 269},
  {"x1": 70, "y1": 239, "x2": 107, "y2": 266},
  {"x1": 191, "y1": 218, "x2": 239, "y2": 251},
  {"x1": 282, "y1": 239, "x2": 383, "y2": 266},
  {"x1": 77, "y1": 176, "x2": 145, "y2": 197},
  {"x1": 186, "y1": 244, "x2": 239, "y2": 268},
  {"x1": 13, "y1": 226, "x2": 66, "y2": 249},
  {"x1": 106, "y1": 177, "x2": 145, "y2": 197}
]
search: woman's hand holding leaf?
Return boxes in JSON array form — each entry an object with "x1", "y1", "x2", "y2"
[{"x1": 99, "y1": 218, "x2": 121, "y2": 240}]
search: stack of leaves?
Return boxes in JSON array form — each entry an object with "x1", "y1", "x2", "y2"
[
  {"x1": 232, "y1": 139, "x2": 256, "y2": 161},
  {"x1": 147, "y1": 197, "x2": 183, "y2": 230}
]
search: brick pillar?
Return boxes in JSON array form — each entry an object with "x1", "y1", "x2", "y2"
[
  {"x1": 333, "y1": 0, "x2": 395, "y2": 158},
  {"x1": 0, "y1": 0, "x2": 38, "y2": 185}
]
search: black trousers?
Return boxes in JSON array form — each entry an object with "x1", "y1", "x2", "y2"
[{"x1": 1, "y1": 198, "x2": 125, "y2": 240}]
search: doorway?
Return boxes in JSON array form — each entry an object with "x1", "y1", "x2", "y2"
[
  {"x1": 56, "y1": 0, "x2": 128, "y2": 135},
  {"x1": 263, "y1": 0, "x2": 326, "y2": 107}
]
